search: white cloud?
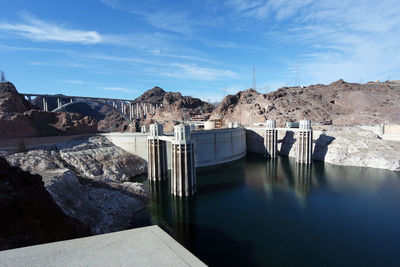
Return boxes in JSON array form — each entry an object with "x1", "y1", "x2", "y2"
[
  {"x1": 62, "y1": 80, "x2": 86, "y2": 85},
  {"x1": 101, "y1": 86, "x2": 135, "y2": 93},
  {"x1": 225, "y1": 0, "x2": 400, "y2": 84},
  {"x1": 0, "y1": 12, "x2": 102, "y2": 44},
  {"x1": 162, "y1": 63, "x2": 239, "y2": 81}
]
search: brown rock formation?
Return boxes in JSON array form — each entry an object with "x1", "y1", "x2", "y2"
[
  {"x1": 0, "y1": 157, "x2": 90, "y2": 251},
  {"x1": 0, "y1": 82, "x2": 98, "y2": 138},
  {"x1": 137, "y1": 87, "x2": 215, "y2": 131},
  {"x1": 210, "y1": 80, "x2": 400, "y2": 126},
  {"x1": 0, "y1": 82, "x2": 37, "y2": 113}
]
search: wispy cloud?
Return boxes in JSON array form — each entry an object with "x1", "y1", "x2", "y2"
[
  {"x1": 0, "y1": 12, "x2": 102, "y2": 44},
  {"x1": 62, "y1": 80, "x2": 86, "y2": 85},
  {"x1": 100, "y1": 0, "x2": 215, "y2": 35},
  {"x1": 224, "y1": 0, "x2": 400, "y2": 84},
  {"x1": 101, "y1": 86, "x2": 135, "y2": 93},
  {"x1": 162, "y1": 63, "x2": 239, "y2": 81}
]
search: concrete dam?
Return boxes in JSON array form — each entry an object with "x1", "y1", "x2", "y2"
[{"x1": 0, "y1": 120, "x2": 314, "y2": 196}]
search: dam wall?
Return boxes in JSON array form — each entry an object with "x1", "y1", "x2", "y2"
[
  {"x1": 246, "y1": 127, "x2": 323, "y2": 158},
  {"x1": 101, "y1": 128, "x2": 247, "y2": 168}
]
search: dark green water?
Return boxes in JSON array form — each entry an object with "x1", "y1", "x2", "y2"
[{"x1": 132, "y1": 154, "x2": 400, "y2": 266}]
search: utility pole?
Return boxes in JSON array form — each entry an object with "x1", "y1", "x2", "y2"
[{"x1": 252, "y1": 65, "x2": 256, "y2": 90}]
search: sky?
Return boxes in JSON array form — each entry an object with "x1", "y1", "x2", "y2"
[{"x1": 0, "y1": 0, "x2": 399, "y2": 101}]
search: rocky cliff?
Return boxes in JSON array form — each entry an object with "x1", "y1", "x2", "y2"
[
  {"x1": 211, "y1": 80, "x2": 400, "y2": 127},
  {"x1": 0, "y1": 157, "x2": 90, "y2": 251},
  {"x1": 3, "y1": 136, "x2": 148, "y2": 234},
  {"x1": 138, "y1": 87, "x2": 215, "y2": 131},
  {"x1": 0, "y1": 82, "x2": 98, "y2": 138}
]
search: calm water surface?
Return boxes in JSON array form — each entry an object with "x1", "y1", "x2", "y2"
[{"x1": 132, "y1": 154, "x2": 400, "y2": 266}]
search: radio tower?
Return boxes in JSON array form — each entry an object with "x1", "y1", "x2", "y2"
[
  {"x1": 0, "y1": 70, "x2": 5, "y2": 82},
  {"x1": 252, "y1": 65, "x2": 256, "y2": 90}
]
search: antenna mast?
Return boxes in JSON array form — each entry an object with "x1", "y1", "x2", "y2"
[
  {"x1": 0, "y1": 70, "x2": 5, "y2": 82},
  {"x1": 252, "y1": 65, "x2": 256, "y2": 90}
]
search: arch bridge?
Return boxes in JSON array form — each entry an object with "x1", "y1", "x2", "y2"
[{"x1": 21, "y1": 93, "x2": 162, "y2": 122}]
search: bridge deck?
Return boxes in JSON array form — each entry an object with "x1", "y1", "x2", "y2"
[{"x1": 20, "y1": 93, "x2": 162, "y2": 104}]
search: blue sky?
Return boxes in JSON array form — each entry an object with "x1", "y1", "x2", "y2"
[{"x1": 0, "y1": 0, "x2": 399, "y2": 101}]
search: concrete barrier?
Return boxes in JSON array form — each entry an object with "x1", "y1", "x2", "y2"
[
  {"x1": 0, "y1": 225, "x2": 206, "y2": 267},
  {"x1": 0, "y1": 134, "x2": 95, "y2": 152}
]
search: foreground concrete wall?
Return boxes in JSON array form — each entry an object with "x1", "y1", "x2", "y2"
[{"x1": 0, "y1": 225, "x2": 206, "y2": 267}]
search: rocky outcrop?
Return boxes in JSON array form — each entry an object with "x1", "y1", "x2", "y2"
[
  {"x1": 211, "y1": 80, "x2": 400, "y2": 127},
  {"x1": 134, "y1": 86, "x2": 166, "y2": 103},
  {"x1": 138, "y1": 88, "x2": 215, "y2": 131},
  {"x1": 4, "y1": 136, "x2": 148, "y2": 234},
  {"x1": 0, "y1": 157, "x2": 90, "y2": 251},
  {"x1": 0, "y1": 110, "x2": 98, "y2": 138},
  {"x1": 0, "y1": 82, "x2": 37, "y2": 113},
  {"x1": 0, "y1": 82, "x2": 99, "y2": 138},
  {"x1": 312, "y1": 127, "x2": 400, "y2": 171}
]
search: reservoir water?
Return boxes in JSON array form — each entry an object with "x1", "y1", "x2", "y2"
[{"x1": 132, "y1": 154, "x2": 400, "y2": 266}]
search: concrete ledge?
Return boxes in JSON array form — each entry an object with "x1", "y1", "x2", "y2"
[{"x1": 0, "y1": 225, "x2": 206, "y2": 267}]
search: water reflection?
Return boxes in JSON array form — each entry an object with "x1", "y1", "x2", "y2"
[
  {"x1": 244, "y1": 155, "x2": 313, "y2": 204},
  {"x1": 149, "y1": 180, "x2": 196, "y2": 250}
]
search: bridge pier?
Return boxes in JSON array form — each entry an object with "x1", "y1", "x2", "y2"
[
  {"x1": 57, "y1": 98, "x2": 61, "y2": 109},
  {"x1": 148, "y1": 123, "x2": 168, "y2": 181},
  {"x1": 129, "y1": 102, "x2": 133, "y2": 121},
  {"x1": 296, "y1": 120, "x2": 313, "y2": 164},
  {"x1": 264, "y1": 119, "x2": 277, "y2": 159},
  {"x1": 122, "y1": 101, "x2": 126, "y2": 115},
  {"x1": 42, "y1": 97, "x2": 48, "y2": 111},
  {"x1": 171, "y1": 124, "x2": 196, "y2": 197}
]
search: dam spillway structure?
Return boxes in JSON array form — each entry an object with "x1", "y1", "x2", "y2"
[
  {"x1": 147, "y1": 123, "x2": 168, "y2": 181},
  {"x1": 171, "y1": 124, "x2": 196, "y2": 197},
  {"x1": 264, "y1": 119, "x2": 278, "y2": 159},
  {"x1": 296, "y1": 120, "x2": 313, "y2": 164}
]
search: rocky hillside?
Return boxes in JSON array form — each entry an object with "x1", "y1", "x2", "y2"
[
  {"x1": 0, "y1": 82, "x2": 98, "y2": 138},
  {"x1": 211, "y1": 80, "x2": 400, "y2": 126},
  {"x1": 0, "y1": 157, "x2": 90, "y2": 251},
  {"x1": 2, "y1": 136, "x2": 148, "y2": 234},
  {"x1": 58, "y1": 102, "x2": 135, "y2": 132},
  {"x1": 138, "y1": 87, "x2": 215, "y2": 131}
]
